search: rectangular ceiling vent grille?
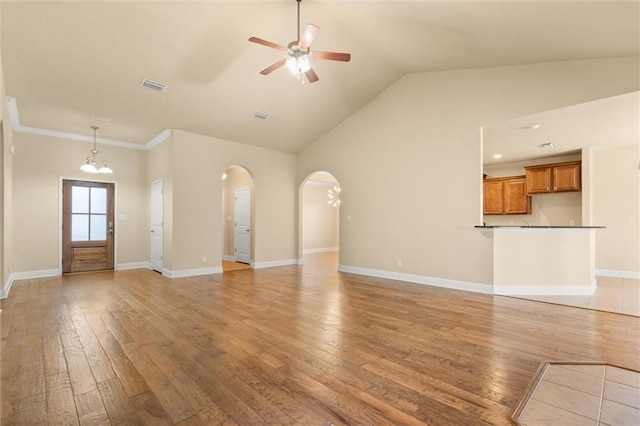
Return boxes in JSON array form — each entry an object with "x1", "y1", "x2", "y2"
[
  {"x1": 253, "y1": 111, "x2": 270, "y2": 120},
  {"x1": 141, "y1": 78, "x2": 167, "y2": 93}
]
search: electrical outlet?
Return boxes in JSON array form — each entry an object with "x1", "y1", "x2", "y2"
[
  {"x1": 397, "y1": 259, "x2": 402, "y2": 268},
  {"x1": 202, "y1": 256, "x2": 207, "y2": 263}
]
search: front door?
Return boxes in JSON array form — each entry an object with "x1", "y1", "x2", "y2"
[
  {"x1": 62, "y1": 180, "x2": 115, "y2": 273},
  {"x1": 234, "y1": 187, "x2": 251, "y2": 264}
]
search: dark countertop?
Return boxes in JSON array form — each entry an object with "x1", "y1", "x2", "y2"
[{"x1": 475, "y1": 225, "x2": 606, "y2": 229}]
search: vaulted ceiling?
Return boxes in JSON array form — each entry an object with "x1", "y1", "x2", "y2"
[{"x1": 2, "y1": 1, "x2": 638, "y2": 154}]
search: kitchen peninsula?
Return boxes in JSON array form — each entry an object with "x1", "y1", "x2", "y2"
[{"x1": 476, "y1": 226, "x2": 605, "y2": 295}]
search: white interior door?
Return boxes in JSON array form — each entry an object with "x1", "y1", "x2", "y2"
[
  {"x1": 234, "y1": 187, "x2": 251, "y2": 264},
  {"x1": 151, "y1": 179, "x2": 164, "y2": 272}
]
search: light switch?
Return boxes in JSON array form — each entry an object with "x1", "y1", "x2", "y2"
[{"x1": 119, "y1": 214, "x2": 126, "y2": 220}]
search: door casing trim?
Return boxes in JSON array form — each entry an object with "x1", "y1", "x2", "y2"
[{"x1": 58, "y1": 177, "x2": 119, "y2": 275}]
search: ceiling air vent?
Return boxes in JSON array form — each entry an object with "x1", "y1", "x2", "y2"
[
  {"x1": 253, "y1": 111, "x2": 270, "y2": 120},
  {"x1": 141, "y1": 78, "x2": 167, "y2": 93}
]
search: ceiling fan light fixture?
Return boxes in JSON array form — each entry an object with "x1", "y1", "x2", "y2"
[
  {"x1": 286, "y1": 55, "x2": 311, "y2": 74},
  {"x1": 248, "y1": 0, "x2": 350, "y2": 83}
]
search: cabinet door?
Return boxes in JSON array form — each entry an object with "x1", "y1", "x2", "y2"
[
  {"x1": 526, "y1": 167, "x2": 552, "y2": 194},
  {"x1": 553, "y1": 163, "x2": 581, "y2": 192},
  {"x1": 504, "y1": 178, "x2": 531, "y2": 214},
  {"x1": 483, "y1": 180, "x2": 504, "y2": 215}
]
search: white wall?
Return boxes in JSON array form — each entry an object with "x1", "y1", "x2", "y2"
[
  {"x1": 302, "y1": 182, "x2": 339, "y2": 252},
  {"x1": 297, "y1": 57, "x2": 639, "y2": 287}
]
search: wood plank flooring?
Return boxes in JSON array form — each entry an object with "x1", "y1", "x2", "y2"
[
  {"x1": 2, "y1": 253, "x2": 639, "y2": 425},
  {"x1": 221, "y1": 261, "x2": 252, "y2": 273}
]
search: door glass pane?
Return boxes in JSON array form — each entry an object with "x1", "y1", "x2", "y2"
[
  {"x1": 90, "y1": 215, "x2": 107, "y2": 241},
  {"x1": 90, "y1": 187, "x2": 107, "y2": 214},
  {"x1": 72, "y1": 214, "x2": 89, "y2": 241},
  {"x1": 72, "y1": 186, "x2": 89, "y2": 213}
]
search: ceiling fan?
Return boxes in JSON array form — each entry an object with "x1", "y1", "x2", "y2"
[{"x1": 249, "y1": 0, "x2": 351, "y2": 83}]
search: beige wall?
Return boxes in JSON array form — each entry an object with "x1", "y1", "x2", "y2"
[
  {"x1": 591, "y1": 144, "x2": 640, "y2": 274},
  {"x1": 8, "y1": 128, "x2": 297, "y2": 276},
  {"x1": 4, "y1": 56, "x2": 638, "y2": 288},
  {"x1": 223, "y1": 166, "x2": 254, "y2": 260},
  {"x1": 302, "y1": 183, "x2": 339, "y2": 251},
  {"x1": 148, "y1": 137, "x2": 174, "y2": 269},
  {"x1": 11, "y1": 132, "x2": 149, "y2": 272},
  {"x1": 170, "y1": 130, "x2": 297, "y2": 271},
  {"x1": 2, "y1": 115, "x2": 14, "y2": 288},
  {"x1": 483, "y1": 154, "x2": 582, "y2": 226},
  {"x1": 0, "y1": 1, "x2": 13, "y2": 292},
  {"x1": 297, "y1": 57, "x2": 639, "y2": 285}
]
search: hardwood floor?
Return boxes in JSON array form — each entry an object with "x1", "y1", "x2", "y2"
[
  {"x1": 2, "y1": 254, "x2": 639, "y2": 425},
  {"x1": 221, "y1": 261, "x2": 252, "y2": 272}
]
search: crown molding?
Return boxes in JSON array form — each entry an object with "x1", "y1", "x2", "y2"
[
  {"x1": 146, "y1": 129, "x2": 173, "y2": 149},
  {"x1": 5, "y1": 96, "x2": 171, "y2": 151}
]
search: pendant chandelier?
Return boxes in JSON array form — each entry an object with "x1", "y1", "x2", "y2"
[{"x1": 80, "y1": 126, "x2": 113, "y2": 174}]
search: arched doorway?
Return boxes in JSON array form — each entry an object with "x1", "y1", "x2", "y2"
[
  {"x1": 222, "y1": 165, "x2": 254, "y2": 272},
  {"x1": 300, "y1": 171, "x2": 340, "y2": 269}
]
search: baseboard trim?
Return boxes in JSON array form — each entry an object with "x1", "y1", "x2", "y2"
[
  {"x1": 337, "y1": 264, "x2": 493, "y2": 294},
  {"x1": 495, "y1": 279, "x2": 597, "y2": 296},
  {"x1": 302, "y1": 247, "x2": 339, "y2": 254},
  {"x1": 2, "y1": 269, "x2": 60, "y2": 299},
  {"x1": 163, "y1": 266, "x2": 223, "y2": 278},
  {"x1": 254, "y1": 259, "x2": 299, "y2": 269},
  {"x1": 117, "y1": 262, "x2": 151, "y2": 271},
  {"x1": 596, "y1": 269, "x2": 640, "y2": 279},
  {"x1": 223, "y1": 255, "x2": 236, "y2": 262},
  {"x1": 297, "y1": 258, "x2": 304, "y2": 266}
]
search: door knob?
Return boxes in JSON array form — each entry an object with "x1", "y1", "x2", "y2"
[{"x1": 150, "y1": 229, "x2": 154, "y2": 234}]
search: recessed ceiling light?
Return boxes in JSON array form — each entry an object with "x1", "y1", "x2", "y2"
[
  {"x1": 519, "y1": 124, "x2": 541, "y2": 130},
  {"x1": 91, "y1": 114, "x2": 110, "y2": 123},
  {"x1": 539, "y1": 142, "x2": 555, "y2": 149},
  {"x1": 493, "y1": 154, "x2": 503, "y2": 159}
]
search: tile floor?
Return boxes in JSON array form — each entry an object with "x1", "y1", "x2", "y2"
[
  {"x1": 517, "y1": 276, "x2": 640, "y2": 316},
  {"x1": 513, "y1": 363, "x2": 640, "y2": 426}
]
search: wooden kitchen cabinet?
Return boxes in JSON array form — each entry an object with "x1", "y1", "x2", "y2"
[
  {"x1": 483, "y1": 179, "x2": 504, "y2": 215},
  {"x1": 483, "y1": 176, "x2": 531, "y2": 215},
  {"x1": 525, "y1": 161, "x2": 581, "y2": 194},
  {"x1": 553, "y1": 161, "x2": 581, "y2": 192},
  {"x1": 525, "y1": 167, "x2": 551, "y2": 194}
]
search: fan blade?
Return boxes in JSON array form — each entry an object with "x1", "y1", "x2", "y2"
[
  {"x1": 260, "y1": 58, "x2": 287, "y2": 75},
  {"x1": 312, "y1": 51, "x2": 351, "y2": 62},
  {"x1": 298, "y1": 24, "x2": 319, "y2": 50},
  {"x1": 249, "y1": 37, "x2": 287, "y2": 52},
  {"x1": 305, "y1": 68, "x2": 319, "y2": 83}
]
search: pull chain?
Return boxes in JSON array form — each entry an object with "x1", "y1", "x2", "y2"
[{"x1": 296, "y1": 0, "x2": 301, "y2": 41}]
